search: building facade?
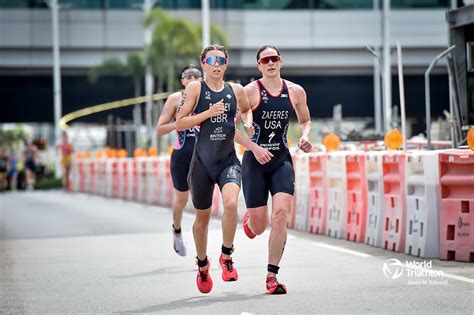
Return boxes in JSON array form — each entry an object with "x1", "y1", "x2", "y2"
[{"x1": 0, "y1": 0, "x2": 456, "y2": 135}]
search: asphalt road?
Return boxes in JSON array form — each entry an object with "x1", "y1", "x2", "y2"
[{"x1": 1, "y1": 191, "x2": 473, "y2": 314}]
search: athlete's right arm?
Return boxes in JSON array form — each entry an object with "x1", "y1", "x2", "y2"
[
  {"x1": 176, "y1": 81, "x2": 225, "y2": 131},
  {"x1": 244, "y1": 82, "x2": 260, "y2": 111},
  {"x1": 234, "y1": 130, "x2": 273, "y2": 165},
  {"x1": 156, "y1": 92, "x2": 180, "y2": 137},
  {"x1": 241, "y1": 81, "x2": 273, "y2": 164}
]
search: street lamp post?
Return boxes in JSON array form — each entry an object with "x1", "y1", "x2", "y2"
[
  {"x1": 49, "y1": 0, "x2": 62, "y2": 178},
  {"x1": 144, "y1": 0, "x2": 155, "y2": 149},
  {"x1": 201, "y1": 0, "x2": 210, "y2": 49},
  {"x1": 366, "y1": 46, "x2": 384, "y2": 134},
  {"x1": 382, "y1": 0, "x2": 391, "y2": 132},
  {"x1": 425, "y1": 45, "x2": 456, "y2": 150}
]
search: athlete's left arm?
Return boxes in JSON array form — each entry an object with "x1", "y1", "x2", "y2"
[
  {"x1": 291, "y1": 84, "x2": 313, "y2": 153},
  {"x1": 231, "y1": 83, "x2": 255, "y2": 137}
]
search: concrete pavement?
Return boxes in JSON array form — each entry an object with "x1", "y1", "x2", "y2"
[{"x1": 0, "y1": 191, "x2": 472, "y2": 313}]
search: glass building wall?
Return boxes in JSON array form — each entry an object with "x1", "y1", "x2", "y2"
[{"x1": 0, "y1": 0, "x2": 452, "y2": 9}]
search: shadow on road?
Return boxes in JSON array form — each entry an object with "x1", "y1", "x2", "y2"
[
  {"x1": 114, "y1": 292, "x2": 266, "y2": 313},
  {"x1": 111, "y1": 267, "x2": 196, "y2": 279}
]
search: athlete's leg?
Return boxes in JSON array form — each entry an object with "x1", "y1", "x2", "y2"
[
  {"x1": 221, "y1": 182, "x2": 240, "y2": 255},
  {"x1": 217, "y1": 164, "x2": 241, "y2": 282},
  {"x1": 246, "y1": 206, "x2": 269, "y2": 235},
  {"x1": 65, "y1": 165, "x2": 72, "y2": 190},
  {"x1": 172, "y1": 189, "x2": 189, "y2": 256},
  {"x1": 267, "y1": 192, "x2": 292, "y2": 276},
  {"x1": 188, "y1": 154, "x2": 214, "y2": 268},
  {"x1": 265, "y1": 157, "x2": 294, "y2": 294},
  {"x1": 241, "y1": 152, "x2": 270, "y2": 237},
  {"x1": 61, "y1": 164, "x2": 67, "y2": 188},
  {"x1": 172, "y1": 189, "x2": 189, "y2": 230},
  {"x1": 194, "y1": 207, "x2": 213, "y2": 293},
  {"x1": 26, "y1": 168, "x2": 34, "y2": 189},
  {"x1": 218, "y1": 164, "x2": 242, "y2": 256},
  {"x1": 194, "y1": 207, "x2": 212, "y2": 267}
]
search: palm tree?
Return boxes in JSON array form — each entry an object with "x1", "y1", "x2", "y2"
[
  {"x1": 143, "y1": 9, "x2": 229, "y2": 151},
  {"x1": 88, "y1": 53, "x2": 145, "y2": 147},
  {"x1": 144, "y1": 8, "x2": 200, "y2": 93},
  {"x1": 194, "y1": 23, "x2": 228, "y2": 49},
  {"x1": 145, "y1": 9, "x2": 229, "y2": 93}
]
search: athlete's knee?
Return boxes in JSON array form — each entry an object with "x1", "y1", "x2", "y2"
[
  {"x1": 222, "y1": 197, "x2": 238, "y2": 212},
  {"x1": 250, "y1": 212, "x2": 269, "y2": 235},
  {"x1": 174, "y1": 195, "x2": 188, "y2": 209},
  {"x1": 271, "y1": 205, "x2": 289, "y2": 228},
  {"x1": 194, "y1": 210, "x2": 211, "y2": 225}
]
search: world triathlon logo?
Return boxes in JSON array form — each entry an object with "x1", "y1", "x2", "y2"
[{"x1": 382, "y1": 258, "x2": 404, "y2": 280}]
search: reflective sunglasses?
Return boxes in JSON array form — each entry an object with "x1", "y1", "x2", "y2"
[
  {"x1": 181, "y1": 70, "x2": 202, "y2": 79},
  {"x1": 203, "y1": 55, "x2": 227, "y2": 66},
  {"x1": 258, "y1": 55, "x2": 281, "y2": 65}
]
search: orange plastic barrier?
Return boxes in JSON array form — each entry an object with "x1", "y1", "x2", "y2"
[
  {"x1": 138, "y1": 158, "x2": 148, "y2": 203},
  {"x1": 439, "y1": 150, "x2": 474, "y2": 262},
  {"x1": 111, "y1": 159, "x2": 120, "y2": 198},
  {"x1": 164, "y1": 158, "x2": 173, "y2": 207},
  {"x1": 149, "y1": 158, "x2": 161, "y2": 205},
  {"x1": 345, "y1": 153, "x2": 367, "y2": 243},
  {"x1": 97, "y1": 159, "x2": 107, "y2": 196},
  {"x1": 382, "y1": 152, "x2": 407, "y2": 252},
  {"x1": 89, "y1": 160, "x2": 96, "y2": 194},
  {"x1": 131, "y1": 159, "x2": 139, "y2": 201},
  {"x1": 308, "y1": 153, "x2": 328, "y2": 235},
  {"x1": 120, "y1": 159, "x2": 131, "y2": 200},
  {"x1": 78, "y1": 160, "x2": 86, "y2": 193}
]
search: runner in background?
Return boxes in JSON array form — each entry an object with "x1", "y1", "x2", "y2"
[{"x1": 156, "y1": 65, "x2": 202, "y2": 257}]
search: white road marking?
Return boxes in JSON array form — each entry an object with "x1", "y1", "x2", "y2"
[
  {"x1": 402, "y1": 263, "x2": 474, "y2": 284},
  {"x1": 312, "y1": 242, "x2": 372, "y2": 258},
  {"x1": 169, "y1": 208, "x2": 474, "y2": 284}
]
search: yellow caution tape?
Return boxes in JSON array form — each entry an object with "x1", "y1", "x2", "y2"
[{"x1": 59, "y1": 91, "x2": 173, "y2": 130}]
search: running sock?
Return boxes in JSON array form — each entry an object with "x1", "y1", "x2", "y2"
[
  {"x1": 267, "y1": 264, "x2": 280, "y2": 274},
  {"x1": 197, "y1": 256, "x2": 208, "y2": 268},
  {"x1": 221, "y1": 244, "x2": 234, "y2": 255},
  {"x1": 172, "y1": 224, "x2": 181, "y2": 234}
]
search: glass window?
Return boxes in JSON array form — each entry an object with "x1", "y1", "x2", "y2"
[
  {"x1": 106, "y1": 0, "x2": 144, "y2": 9},
  {"x1": 0, "y1": 0, "x2": 27, "y2": 7},
  {"x1": 155, "y1": 0, "x2": 200, "y2": 9},
  {"x1": 0, "y1": 0, "x2": 450, "y2": 9},
  {"x1": 391, "y1": 0, "x2": 449, "y2": 8}
]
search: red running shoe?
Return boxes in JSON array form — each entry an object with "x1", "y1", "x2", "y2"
[
  {"x1": 196, "y1": 261, "x2": 213, "y2": 294},
  {"x1": 266, "y1": 277, "x2": 287, "y2": 295},
  {"x1": 219, "y1": 254, "x2": 238, "y2": 281},
  {"x1": 242, "y1": 211, "x2": 256, "y2": 239}
]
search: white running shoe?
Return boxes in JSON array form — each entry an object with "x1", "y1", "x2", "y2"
[{"x1": 173, "y1": 234, "x2": 187, "y2": 257}]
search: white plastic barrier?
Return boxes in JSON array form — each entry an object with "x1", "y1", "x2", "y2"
[
  {"x1": 405, "y1": 151, "x2": 440, "y2": 258},
  {"x1": 137, "y1": 157, "x2": 149, "y2": 203},
  {"x1": 84, "y1": 160, "x2": 93, "y2": 194},
  {"x1": 157, "y1": 156, "x2": 173, "y2": 207},
  {"x1": 294, "y1": 153, "x2": 310, "y2": 232},
  {"x1": 308, "y1": 152, "x2": 328, "y2": 235},
  {"x1": 130, "y1": 159, "x2": 139, "y2": 201},
  {"x1": 104, "y1": 159, "x2": 114, "y2": 198},
  {"x1": 96, "y1": 159, "x2": 107, "y2": 196},
  {"x1": 365, "y1": 151, "x2": 385, "y2": 247},
  {"x1": 146, "y1": 157, "x2": 160, "y2": 205},
  {"x1": 326, "y1": 152, "x2": 349, "y2": 239},
  {"x1": 69, "y1": 158, "x2": 78, "y2": 192},
  {"x1": 118, "y1": 158, "x2": 132, "y2": 200}
]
